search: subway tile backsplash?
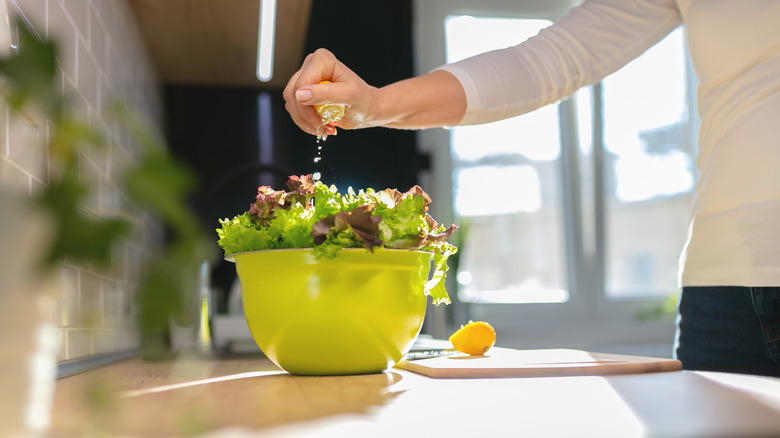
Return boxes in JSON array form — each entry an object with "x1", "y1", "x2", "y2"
[{"x1": 1, "y1": 0, "x2": 162, "y2": 362}]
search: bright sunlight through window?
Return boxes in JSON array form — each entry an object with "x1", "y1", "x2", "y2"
[
  {"x1": 603, "y1": 28, "x2": 694, "y2": 203},
  {"x1": 446, "y1": 16, "x2": 569, "y2": 304},
  {"x1": 446, "y1": 16, "x2": 695, "y2": 304}
]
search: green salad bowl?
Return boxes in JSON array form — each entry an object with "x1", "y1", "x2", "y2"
[{"x1": 229, "y1": 248, "x2": 432, "y2": 375}]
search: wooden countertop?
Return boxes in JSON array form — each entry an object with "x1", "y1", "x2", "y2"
[{"x1": 49, "y1": 353, "x2": 780, "y2": 437}]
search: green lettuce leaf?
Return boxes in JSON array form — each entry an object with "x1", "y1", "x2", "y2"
[{"x1": 216, "y1": 175, "x2": 458, "y2": 305}]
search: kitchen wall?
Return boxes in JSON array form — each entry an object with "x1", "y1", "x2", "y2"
[{"x1": 0, "y1": 0, "x2": 161, "y2": 362}]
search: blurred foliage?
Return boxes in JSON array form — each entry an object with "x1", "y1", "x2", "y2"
[
  {"x1": 0, "y1": 20, "x2": 210, "y2": 355},
  {"x1": 0, "y1": 22, "x2": 58, "y2": 113},
  {"x1": 0, "y1": 22, "x2": 129, "y2": 268},
  {"x1": 635, "y1": 290, "x2": 680, "y2": 322}
]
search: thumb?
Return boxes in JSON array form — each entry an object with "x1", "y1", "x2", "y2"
[{"x1": 306, "y1": 80, "x2": 344, "y2": 107}]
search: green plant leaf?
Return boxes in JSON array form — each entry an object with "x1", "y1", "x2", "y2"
[{"x1": 0, "y1": 20, "x2": 61, "y2": 114}]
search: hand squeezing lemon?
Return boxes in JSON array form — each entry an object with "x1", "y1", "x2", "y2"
[
  {"x1": 314, "y1": 80, "x2": 346, "y2": 125},
  {"x1": 449, "y1": 320, "x2": 496, "y2": 355}
]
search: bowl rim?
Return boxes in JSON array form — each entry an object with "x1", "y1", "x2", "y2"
[{"x1": 224, "y1": 247, "x2": 434, "y2": 263}]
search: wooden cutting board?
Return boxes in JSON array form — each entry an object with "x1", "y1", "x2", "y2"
[{"x1": 395, "y1": 347, "x2": 682, "y2": 378}]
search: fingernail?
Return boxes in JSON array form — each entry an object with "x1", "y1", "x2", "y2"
[{"x1": 295, "y1": 89, "x2": 312, "y2": 102}]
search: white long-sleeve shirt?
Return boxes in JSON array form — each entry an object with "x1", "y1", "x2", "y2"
[{"x1": 438, "y1": 0, "x2": 780, "y2": 287}]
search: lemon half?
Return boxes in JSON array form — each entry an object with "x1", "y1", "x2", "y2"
[{"x1": 313, "y1": 80, "x2": 346, "y2": 125}]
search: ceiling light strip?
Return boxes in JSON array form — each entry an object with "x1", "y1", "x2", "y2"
[{"x1": 257, "y1": 0, "x2": 276, "y2": 82}]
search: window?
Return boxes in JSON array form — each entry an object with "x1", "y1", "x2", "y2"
[
  {"x1": 599, "y1": 28, "x2": 695, "y2": 299},
  {"x1": 414, "y1": 0, "x2": 692, "y2": 352},
  {"x1": 443, "y1": 16, "x2": 695, "y2": 305},
  {"x1": 445, "y1": 17, "x2": 569, "y2": 304}
]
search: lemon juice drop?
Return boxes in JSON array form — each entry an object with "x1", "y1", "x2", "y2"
[
  {"x1": 314, "y1": 80, "x2": 345, "y2": 143},
  {"x1": 311, "y1": 81, "x2": 344, "y2": 181}
]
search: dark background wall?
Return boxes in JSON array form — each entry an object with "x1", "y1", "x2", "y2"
[{"x1": 163, "y1": 0, "x2": 423, "y2": 307}]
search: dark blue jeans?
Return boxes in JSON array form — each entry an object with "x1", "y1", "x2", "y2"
[{"x1": 675, "y1": 286, "x2": 780, "y2": 377}]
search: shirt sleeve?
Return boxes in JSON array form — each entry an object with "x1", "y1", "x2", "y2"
[{"x1": 436, "y1": 0, "x2": 683, "y2": 126}]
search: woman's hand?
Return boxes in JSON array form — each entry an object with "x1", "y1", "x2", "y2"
[
  {"x1": 283, "y1": 49, "x2": 381, "y2": 136},
  {"x1": 283, "y1": 48, "x2": 467, "y2": 136}
]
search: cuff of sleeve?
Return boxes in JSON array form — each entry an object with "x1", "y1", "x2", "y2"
[{"x1": 431, "y1": 64, "x2": 481, "y2": 127}]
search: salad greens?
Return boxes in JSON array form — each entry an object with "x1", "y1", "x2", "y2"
[{"x1": 217, "y1": 175, "x2": 457, "y2": 305}]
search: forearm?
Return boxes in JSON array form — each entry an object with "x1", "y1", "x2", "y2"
[
  {"x1": 374, "y1": 70, "x2": 466, "y2": 129},
  {"x1": 437, "y1": 0, "x2": 681, "y2": 126}
]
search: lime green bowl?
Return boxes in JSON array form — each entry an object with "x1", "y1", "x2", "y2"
[{"x1": 229, "y1": 248, "x2": 431, "y2": 375}]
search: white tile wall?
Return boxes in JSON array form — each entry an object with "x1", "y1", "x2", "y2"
[{"x1": 0, "y1": 0, "x2": 162, "y2": 361}]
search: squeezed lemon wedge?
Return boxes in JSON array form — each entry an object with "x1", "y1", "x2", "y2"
[
  {"x1": 448, "y1": 320, "x2": 496, "y2": 355},
  {"x1": 313, "y1": 80, "x2": 346, "y2": 125}
]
